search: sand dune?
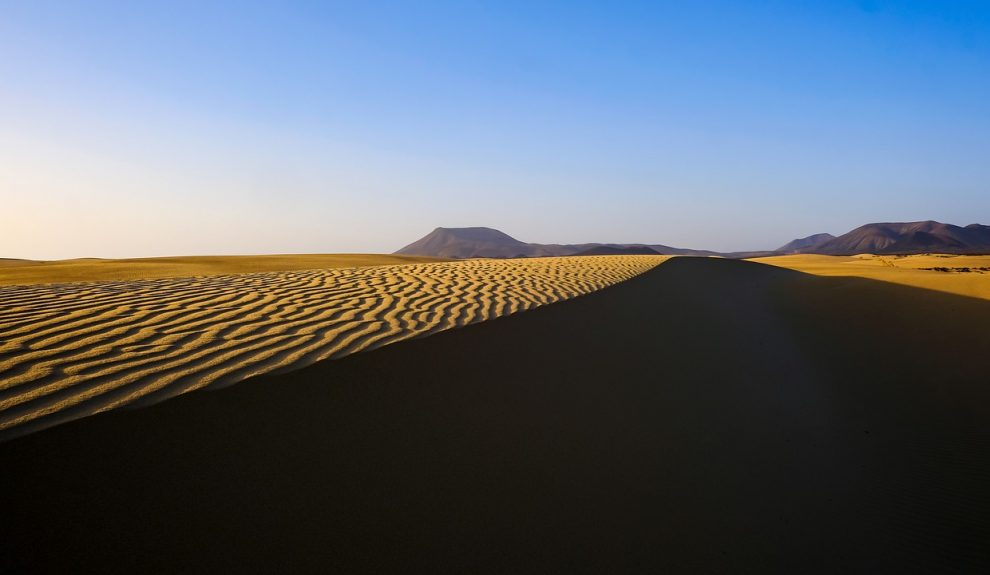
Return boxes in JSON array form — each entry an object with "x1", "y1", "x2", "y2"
[
  {"x1": 3, "y1": 257, "x2": 988, "y2": 572},
  {"x1": 0, "y1": 255, "x2": 667, "y2": 438},
  {"x1": 751, "y1": 253, "x2": 990, "y2": 300},
  {"x1": 0, "y1": 253, "x2": 447, "y2": 286},
  {"x1": 0, "y1": 258, "x2": 43, "y2": 268}
]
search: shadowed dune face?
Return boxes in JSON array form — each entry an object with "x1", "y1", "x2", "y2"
[
  {"x1": 0, "y1": 254, "x2": 447, "y2": 286},
  {"x1": 2, "y1": 257, "x2": 988, "y2": 573},
  {"x1": 752, "y1": 253, "x2": 990, "y2": 300},
  {"x1": 0, "y1": 255, "x2": 668, "y2": 439}
]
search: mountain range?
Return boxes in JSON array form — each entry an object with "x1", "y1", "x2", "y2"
[
  {"x1": 396, "y1": 221, "x2": 990, "y2": 259},
  {"x1": 395, "y1": 227, "x2": 722, "y2": 259}
]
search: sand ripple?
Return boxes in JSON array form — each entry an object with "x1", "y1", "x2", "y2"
[{"x1": 0, "y1": 255, "x2": 666, "y2": 438}]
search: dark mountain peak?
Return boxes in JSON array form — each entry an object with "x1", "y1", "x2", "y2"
[
  {"x1": 396, "y1": 227, "x2": 530, "y2": 259},
  {"x1": 430, "y1": 227, "x2": 524, "y2": 243}
]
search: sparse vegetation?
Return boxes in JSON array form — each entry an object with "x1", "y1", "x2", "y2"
[{"x1": 920, "y1": 266, "x2": 990, "y2": 273}]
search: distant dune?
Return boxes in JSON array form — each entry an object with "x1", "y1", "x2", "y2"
[
  {"x1": 0, "y1": 259, "x2": 44, "y2": 268},
  {"x1": 0, "y1": 255, "x2": 666, "y2": 439},
  {"x1": 0, "y1": 254, "x2": 446, "y2": 286},
  {"x1": 4, "y1": 257, "x2": 988, "y2": 572},
  {"x1": 751, "y1": 253, "x2": 990, "y2": 300}
]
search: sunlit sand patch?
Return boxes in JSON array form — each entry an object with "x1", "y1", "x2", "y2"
[
  {"x1": 750, "y1": 254, "x2": 990, "y2": 300},
  {"x1": 0, "y1": 255, "x2": 668, "y2": 438},
  {"x1": 0, "y1": 254, "x2": 446, "y2": 286}
]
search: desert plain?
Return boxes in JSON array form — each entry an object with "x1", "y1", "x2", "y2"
[
  {"x1": 752, "y1": 252, "x2": 990, "y2": 299},
  {"x1": 2, "y1": 253, "x2": 989, "y2": 572}
]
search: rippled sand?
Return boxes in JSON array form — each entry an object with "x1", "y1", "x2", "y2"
[
  {"x1": 0, "y1": 255, "x2": 667, "y2": 438},
  {"x1": 0, "y1": 254, "x2": 445, "y2": 286}
]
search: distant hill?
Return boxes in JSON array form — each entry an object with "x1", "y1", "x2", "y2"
[
  {"x1": 643, "y1": 244, "x2": 721, "y2": 257},
  {"x1": 395, "y1": 227, "x2": 715, "y2": 259},
  {"x1": 808, "y1": 221, "x2": 990, "y2": 255},
  {"x1": 573, "y1": 245, "x2": 661, "y2": 256},
  {"x1": 777, "y1": 233, "x2": 835, "y2": 253}
]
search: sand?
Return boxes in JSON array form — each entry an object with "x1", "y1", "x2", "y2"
[
  {"x1": 751, "y1": 253, "x2": 990, "y2": 300},
  {"x1": 0, "y1": 254, "x2": 447, "y2": 286},
  {"x1": 3, "y1": 257, "x2": 988, "y2": 572},
  {"x1": 0, "y1": 255, "x2": 667, "y2": 439}
]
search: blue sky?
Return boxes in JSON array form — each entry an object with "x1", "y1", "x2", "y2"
[{"x1": 2, "y1": 1, "x2": 988, "y2": 258}]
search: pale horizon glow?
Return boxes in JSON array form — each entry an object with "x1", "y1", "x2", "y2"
[{"x1": 2, "y1": 1, "x2": 988, "y2": 260}]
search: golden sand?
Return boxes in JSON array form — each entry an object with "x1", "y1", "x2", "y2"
[
  {"x1": 0, "y1": 254, "x2": 446, "y2": 286},
  {"x1": 750, "y1": 253, "x2": 990, "y2": 300},
  {"x1": 0, "y1": 255, "x2": 668, "y2": 437}
]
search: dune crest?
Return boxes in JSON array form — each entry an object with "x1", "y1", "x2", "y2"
[{"x1": 0, "y1": 255, "x2": 667, "y2": 438}]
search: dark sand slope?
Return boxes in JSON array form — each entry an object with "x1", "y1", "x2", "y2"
[{"x1": 3, "y1": 258, "x2": 989, "y2": 573}]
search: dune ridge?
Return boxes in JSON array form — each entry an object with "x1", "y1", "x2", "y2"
[{"x1": 0, "y1": 255, "x2": 667, "y2": 438}]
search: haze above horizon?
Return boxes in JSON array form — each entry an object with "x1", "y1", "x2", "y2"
[{"x1": 2, "y1": 1, "x2": 988, "y2": 259}]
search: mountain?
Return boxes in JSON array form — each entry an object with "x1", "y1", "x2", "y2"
[
  {"x1": 395, "y1": 227, "x2": 538, "y2": 259},
  {"x1": 395, "y1": 227, "x2": 715, "y2": 259},
  {"x1": 777, "y1": 233, "x2": 835, "y2": 253},
  {"x1": 809, "y1": 221, "x2": 990, "y2": 255}
]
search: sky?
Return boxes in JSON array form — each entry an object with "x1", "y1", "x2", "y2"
[{"x1": 2, "y1": 0, "x2": 988, "y2": 258}]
